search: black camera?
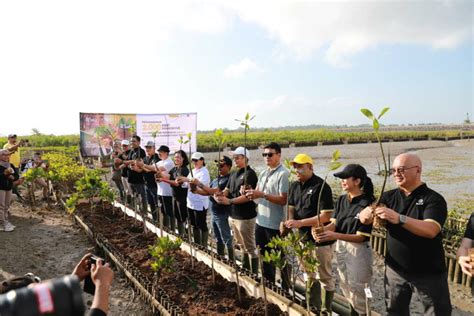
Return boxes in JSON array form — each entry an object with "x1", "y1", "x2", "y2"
[
  {"x1": 0, "y1": 275, "x2": 85, "y2": 316},
  {"x1": 83, "y1": 255, "x2": 105, "y2": 295}
]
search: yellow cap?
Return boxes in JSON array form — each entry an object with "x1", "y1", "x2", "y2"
[{"x1": 290, "y1": 154, "x2": 313, "y2": 166}]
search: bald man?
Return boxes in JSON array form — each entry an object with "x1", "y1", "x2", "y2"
[{"x1": 360, "y1": 153, "x2": 451, "y2": 316}]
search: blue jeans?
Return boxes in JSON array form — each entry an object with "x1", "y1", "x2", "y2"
[
  {"x1": 211, "y1": 205, "x2": 232, "y2": 247},
  {"x1": 145, "y1": 185, "x2": 158, "y2": 221}
]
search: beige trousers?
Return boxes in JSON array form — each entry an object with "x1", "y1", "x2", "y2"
[
  {"x1": 336, "y1": 240, "x2": 373, "y2": 314},
  {"x1": 301, "y1": 243, "x2": 336, "y2": 291},
  {"x1": 229, "y1": 217, "x2": 257, "y2": 258},
  {"x1": 0, "y1": 190, "x2": 12, "y2": 226}
]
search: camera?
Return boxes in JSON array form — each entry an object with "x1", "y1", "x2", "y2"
[{"x1": 0, "y1": 275, "x2": 85, "y2": 316}]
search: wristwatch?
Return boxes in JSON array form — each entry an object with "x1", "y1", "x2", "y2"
[{"x1": 399, "y1": 214, "x2": 407, "y2": 225}]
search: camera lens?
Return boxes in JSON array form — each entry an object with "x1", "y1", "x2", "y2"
[{"x1": 0, "y1": 276, "x2": 85, "y2": 316}]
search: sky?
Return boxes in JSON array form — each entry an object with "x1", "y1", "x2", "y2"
[{"x1": 0, "y1": 0, "x2": 472, "y2": 136}]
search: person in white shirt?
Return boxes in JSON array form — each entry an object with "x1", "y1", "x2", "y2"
[
  {"x1": 154, "y1": 145, "x2": 175, "y2": 232},
  {"x1": 179, "y1": 152, "x2": 210, "y2": 247}
]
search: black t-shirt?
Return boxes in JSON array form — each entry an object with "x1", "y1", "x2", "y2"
[
  {"x1": 464, "y1": 213, "x2": 474, "y2": 240},
  {"x1": 0, "y1": 165, "x2": 19, "y2": 191},
  {"x1": 126, "y1": 147, "x2": 146, "y2": 184},
  {"x1": 143, "y1": 154, "x2": 160, "y2": 187},
  {"x1": 119, "y1": 150, "x2": 131, "y2": 177},
  {"x1": 227, "y1": 167, "x2": 258, "y2": 220},
  {"x1": 169, "y1": 166, "x2": 190, "y2": 201},
  {"x1": 288, "y1": 174, "x2": 334, "y2": 246},
  {"x1": 381, "y1": 184, "x2": 447, "y2": 275},
  {"x1": 210, "y1": 174, "x2": 232, "y2": 213},
  {"x1": 332, "y1": 194, "x2": 373, "y2": 239}
]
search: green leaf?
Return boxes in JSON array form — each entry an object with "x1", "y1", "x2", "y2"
[
  {"x1": 378, "y1": 107, "x2": 390, "y2": 119},
  {"x1": 360, "y1": 108, "x2": 374, "y2": 120},
  {"x1": 332, "y1": 150, "x2": 341, "y2": 161},
  {"x1": 186, "y1": 132, "x2": 192, "y2": 139},
  {"x1": 373, "y1": 118, "x2": 379, "y2": 130},
  {"x1": 245, "y1": 112, "x2": 250, "y2": 120},
  {"x1": 329, "y1": 161, "x2": 342, "y2": 171},
  {"x1": 215, "y1": 129, "x2": 223, "y2": 138}
]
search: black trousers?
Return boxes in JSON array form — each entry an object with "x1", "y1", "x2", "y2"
[
  {"x1": 173, "y1": 197, "x2": 188, "y2": 223},
  {"x1": 255, "y1": 224, "x2": 289, "y2": 288},
  {"x1": 188, "y1": 207, "x2": 208, "y2": 231},
  {"x1": 158, "y1": 195, "x2": 173, "y2": 218},
  {"x1": 384, "y1": 265, "x2": 452, "y2": 316}
]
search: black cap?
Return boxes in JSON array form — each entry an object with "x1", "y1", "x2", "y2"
[
  {"x1": 214, "y1": 155, "x2": 232, "y2": 167},
  {"x1": 334, "y1": 164, "x2": 367, "y2": 180},
  {"x1": 7, "y1": 134, "x2": 17, "y2": 138},
  {"x1": 157, "y1": 145, "x2": 170, "y2": 153}
]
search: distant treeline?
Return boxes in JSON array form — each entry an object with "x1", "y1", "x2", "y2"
[{"x1": 2, "y1": 127, "x2": 472, "y2": 153}]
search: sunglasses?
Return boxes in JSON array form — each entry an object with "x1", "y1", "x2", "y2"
[
  {"x1": 262, "y1": 152, "x2": 276, "y2": 158},
  {"x1": 192, "y1": 159, "x2": 199, "y2": 162}
]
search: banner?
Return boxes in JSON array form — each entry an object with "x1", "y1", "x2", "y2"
[{"x1": 79, "y1": 112, "x2": 197, "y2": 158}]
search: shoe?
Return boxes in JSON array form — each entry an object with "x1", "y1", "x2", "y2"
[
  {"x1": 6, "y1": 222, "x2": 16, "y2": 229},
  {"x1": 4, "y1": 223, "x2": 15, "y2": 232}
]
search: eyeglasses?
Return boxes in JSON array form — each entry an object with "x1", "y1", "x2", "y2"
[
  {"x1": 192, "y1": 159, "x2": 199, "y2": 162},
  {"x1": 389, "y1": 166, "x2": 418, "y2": 175},
  {"x1": 262, "y1": 152, "x2": 275, "y2": 158}
]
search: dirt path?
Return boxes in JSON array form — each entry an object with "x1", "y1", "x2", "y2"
[{"x1": 0, "y1": 201, "x2": 152, "y2": 316}]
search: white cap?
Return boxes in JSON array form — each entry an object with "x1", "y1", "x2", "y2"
[
  {"x1": 191, "y1": 152, "x2": 204, "y2": 160},
  {"x1": 232, "y1": 147, "x2": 250, "y2": 159},
  {"x1": 121, "y1": 139, "x2": 130, "y2": 146}
]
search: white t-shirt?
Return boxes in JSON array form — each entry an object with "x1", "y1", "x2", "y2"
[
  {"x1": 155, "y1": 158, "x2": 174, "y2": 196},
  {"x1": 187, "y1": 166, "x2": 210, "y2": 211}
]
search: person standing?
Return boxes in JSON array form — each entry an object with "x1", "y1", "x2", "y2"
[
  {"x1": 245, "y1": 142, "x2": 289, "y2": 288},
  {"x1": 3, "y1": 134, "x2": 21, "y2": 169},
  {"x1": 192, "y1": 156, "x2": 234, "y2": 260},
  {"x1": 315, "y1": 164, "x2": 374, "y2": 315},
  {"x1": 115, "y1": 140, "x2": 131, "y2": 204},
  {"x1": 111, "y1": 141, "x2": 125, "y2": 201},
  {"x1": 216, "y1": 147, "x2": 259, "y2": 273},
  {"x1": 154, "y1": 145, "x2": 175, "y2": 231},
  {"x1": 0, "y1": 149, "x2": 19, "y2": 232},
  {"x1": 360, "y1": 153, "x2": 451, "y2": 316},
  {"x1": 284, "y1": 153, "x2": 336, "y2": 314},
  {"x1": 124, "y1": 136, "x2": 147, "y2": 214},
  {"x1": 161, "y1": 150, "x2": 190, "y2": 236},
  {"x1": 136, "y1": 141, "x2": 160, "y2": 222}
]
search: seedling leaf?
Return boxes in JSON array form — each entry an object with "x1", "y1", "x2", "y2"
[
  {"x1": 360, "y1": 108, "x2": 374, "y2": 120},
  {"x1": 378, "y1": 107, "x2": 390, "y2": 119}
]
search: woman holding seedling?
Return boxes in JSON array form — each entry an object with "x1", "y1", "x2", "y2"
[
  {"x1": 314, "y1": 164, "x2": 374, "y2": 316},
  {"x1": 178, "y1": 152, "x2": 210, "y2": 247}
]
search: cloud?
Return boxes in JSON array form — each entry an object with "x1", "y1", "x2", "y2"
[
  {"x1": 220, "y1": 0, "x2": 472, "y2": 67},
  {"x1": 223, "y1": 58, "x2": 263, "y2": 78}
]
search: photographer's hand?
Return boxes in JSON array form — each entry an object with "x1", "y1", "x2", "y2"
[
  {"x1": 91, "y1": 260, "x2": 114, "y2": 315},
  {"x1": 72, "y1": 253, "x2": 92, "y2": 281}
]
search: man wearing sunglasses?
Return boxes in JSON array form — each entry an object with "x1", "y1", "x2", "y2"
[
  {"x1": 360, "y1": 153, "x2": 451, "y2": 316},
  {"x1": 245, "y1": 142, "x2": 289, "y2": 288}
]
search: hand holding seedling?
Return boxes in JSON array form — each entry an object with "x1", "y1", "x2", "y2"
[
  {"x1": 245, "y1": 188, "x2": 264, "y2": 200},
  {"x1": 313, "y1": 230, "x2": 338, "y2": 243},
  {"x1": 374, "y1": 206, "x2": 400, "y2": 224},
  {"x1": 458, "y1": 256, "x2": 473, "y2": 277},
  {"x1": 359, "y1": 206, "x2": 374, "y2": 224},
  {"x1": 285, "y1": 219, "x2": 302, "y2": 229}
]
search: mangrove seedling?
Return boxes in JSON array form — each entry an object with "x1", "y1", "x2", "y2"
[
  {"x1": 235, "y1": 112, "x2": 255, "y2": 188},
  {"x1": 280, "y1": 158, "x2": 297, "y2": 237},
  {"x1": 360, "y1": 107, "x2": 390, "y2": 228},
  {"x1": 148, "y1": 236, "x2": 182, "y2": 278},
  {"x1": 311, "y1": 150, "x2": 342, "y2": 236}
]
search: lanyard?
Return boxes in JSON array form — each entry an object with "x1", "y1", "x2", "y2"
[{"x1": 260, "y1": 164, "x2": 282, "y2": 193}]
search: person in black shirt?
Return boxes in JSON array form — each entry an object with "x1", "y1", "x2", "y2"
[
  {"x1": 161, "y1": 150, "x2": 191, "y2": 236},
  {"x1": 457, "y1": 212, "x2": 474, "y2": 297},
  {"x1": 360, "y1": 153, "x2": 451, "y2": 316},
  {"x1": 284, "y1": 153, "x2": 335, "y2": 314},
  {"x1": 0, "y1": 149, "x2": 19, "y2": 232},
  {"x1": 123, "y1": 135, "x2": 147, "y2": 215},
  {"x1": 215, "y1": 147, "x2": 259, "y2": 273},
  {"x1": 115, "y1": 140, "x2": 131, "y2": 204},
  {"x1": 316, "y1": 164, "x2": 374, "y2": 316},
  {"x1": 136, "y1": 141, "x2": 160, "y2": 222},
  {"x1": 110, "y1": 141, "x2": 125, "y2": 201},
  {"x1": 192, "y1": 156, "x2": 234, "y2": 261}
]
